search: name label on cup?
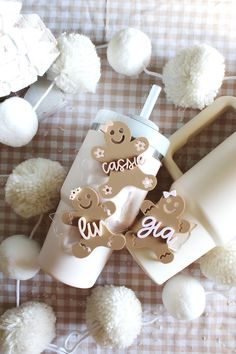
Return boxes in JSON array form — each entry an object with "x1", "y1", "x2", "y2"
[
  {"x1": 137, "y1": 216, "x2": 175, "y2": 243},
  {"x1": 102, "y1": 155, "x2": 145, "y2": 175},
  {"x1": 77, "y1": 216, "x2": 105, "y2": 240},
  {"x1": 62, "y1": 186, "x2": 126, "y2": 258},
  {"x1": 127, "y1": 191, "x2": 194, "y2": 264},
  {"x1": 91, "y1": 121, "x2": 157, "y2": 199}
]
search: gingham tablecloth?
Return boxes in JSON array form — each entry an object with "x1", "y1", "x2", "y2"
[{"x1": 0, "y1": 1, "x2": 236, "y2": 353}]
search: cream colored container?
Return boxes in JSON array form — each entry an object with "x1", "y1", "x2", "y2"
[
  {"x1": 38, "y1": 85, "x2": 170, "y2": 288},
  {"x1": 126, "y1": 96, "x2": 236, "y2": 285}
]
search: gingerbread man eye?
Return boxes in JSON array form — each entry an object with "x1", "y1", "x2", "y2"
[
  {"x1": 119, "y1": 128, "x2": 124, "y2": 133},
  {"x1": 86, "y1": 194, "x2": 91, "y2": 199},
  {"x1": 110, "y1": 130, "x2": 115, "y2": 135},
  {"x1": 166, "y1": 198, "x2": 172, "y2": 204}
]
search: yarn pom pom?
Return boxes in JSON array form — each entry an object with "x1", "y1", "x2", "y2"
[
  {"x1": 47, "y1": 33, "x2": 101, "y2": 94},
  {"x1": 0, "y1": 301, "x2": 56, "y2": 354},
  {"x1": 199, "y1": 240, "x2": 236, "y2": 286},
  {"x1": 5, "y1": 158, "x2": 66, "y2": 218},
  {"x1": 162, "y1": 274, "x2": 206, "y2": 321},
  {"x1": 86, "y1": 285, "x2": 142, "y2": 348},
  {"x1": 162, "y1": 44, "x2": 225, "y2": 109},
  {"x1": 0, "y1": 97, "x2": 38, "y2": 147},
  {"x1": 0, "y1": 235, "x2": 40, "y2": 280},
  {"x1": 107, "y1": 28, "x2": 152, "y2": 76}
]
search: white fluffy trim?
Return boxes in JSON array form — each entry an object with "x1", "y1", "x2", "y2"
[
  {"x1": 0, "y1": 301, "x2": 56, "y2": 354},
  {"x1": 86, "y1": 285, "x2": 142, "y2": 348},
  {"x1": 162, "y1": 274, "x2": 206, "y2": 321},
  {"x1": 0, "y1": 235, "x2": 40, "y2": 280},
  {"x1": 5, "y1": 158, "x2": 66, "y2": 218},
  {"x1": 47, "y1": 33, "x2": 101, "y2": 94},
  {"x1": 0, "y1": 97, "x2": 38, "y2": 147},
  {"x1": 199, "y1": 240, "x2": 236, "y2": 286},
  {"x1": 162, "y1": 44, "x2": 225, "y2": 109},
  {"x1": 107, "y1": 28, "x2": 152, "y2": 76}
]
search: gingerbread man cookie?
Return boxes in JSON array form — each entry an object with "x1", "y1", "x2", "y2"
[
  {"x1": 62, "y1": 186, "x2": 126, "y2": 258},
  {"x1": 91, "y1": 121, "x2": 157, "y2": 198},
  {"x1": 126, "y1": 190, "x2": 192, "y2": 264},
  {"x1": 140, "y1": 191, "x2": 192, "y2": 233}
]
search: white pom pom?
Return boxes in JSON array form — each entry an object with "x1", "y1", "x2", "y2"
[
  {"x1": 107, "y1": 28, "x2": 152, "y2": 76},
  {"x1": 47, "y1": 33, "x2": 101, "y2": 94},
  {"x1": 162, "y1": 274, "x2": 206, "y2": 321},
  {"x1": 199, "y1": 240, "x2": 236, "y2": 286},
  {"x1": 86, "y1": 285, "x2": 142, "y2": 348},
  {"x1": 5, "y1": 158, "x2": 66, "y2": 218},
  {"x1": 0, "y1": 97, "x2": 38, "y2": 147},
  {"x1": 0, "y1": 235, "x2": 40, "y2": 280},
  {"x1": 0, "y1": 301, "x2": 56, "y2": 354},
  {"x1": 162, "y1": 44, "x2": 225, "y2": 109}
]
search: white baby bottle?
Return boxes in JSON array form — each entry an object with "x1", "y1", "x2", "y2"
[{"x1": 38, "y1": 85, "x2": 170, "y2": 288}]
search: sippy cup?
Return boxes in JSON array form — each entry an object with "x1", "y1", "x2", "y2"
[
  {"x1": 126, "y1": 96, "x2": 236, "y2": 285},
  {"x1": 38, "y1": 85, "x2": 170, "y2": 288}
]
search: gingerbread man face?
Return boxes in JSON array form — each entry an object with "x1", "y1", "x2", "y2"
[
  {"x1": 158, "y1": 195, "x2": 184, "y2": 218},
  {"x1": 69, "y1": 187, "x2": 99, "y2": 216},
  {"x1": 104, "y1": 122, "x2": 131, "y2": 146},
  {"x1": 62, "y1": 186, "x2": 126, "y2": 258},
  {"x1": 141, "y1": 192, "x2": 191, "y2": 233},
  {"x1": 92, "y1": 121, "x2": 157, "y2": 198}
]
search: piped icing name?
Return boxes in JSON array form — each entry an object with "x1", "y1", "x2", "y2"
[
  {"x1": 102, "y1": 155, "x2": 145, "y2": 175},
  {"x1": 77, "y1": 217, "x2": 105, "y2": 240},
  {"x1": 137, "y1": 216, "x2": 175, "y2": 244}
]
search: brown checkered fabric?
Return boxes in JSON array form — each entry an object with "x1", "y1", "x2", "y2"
[{"x1": 0, "y1": 1, "x2": 236, "y2": 353}]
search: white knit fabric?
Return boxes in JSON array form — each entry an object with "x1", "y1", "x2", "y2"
[
  {"x1": 5, "y1": 158, "x2": 66, "y2": 218},
  {"x1": 162, "y1": 44, "x2": 225, "y2": 109},
  {"x1": 0, "y1": 301, "x2": 56, "y2": 354},
  {"x1": 86, "y1": 285, "x2": 142, "y2": 348},
  {"x1": 47, "y1": 33, "x2": 101, "y2": 94}
]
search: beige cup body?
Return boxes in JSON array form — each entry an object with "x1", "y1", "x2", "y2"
[
  {"x1": 127, "y1": 94, "x2": 236, "y2": 286},
  {"x1": 173, "y1": 132, "x2": 236, "y2": 246}
]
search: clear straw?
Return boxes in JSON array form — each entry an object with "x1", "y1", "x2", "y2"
[{"x1": 140, "y1": 84, "x2": 161, "y2": 120}]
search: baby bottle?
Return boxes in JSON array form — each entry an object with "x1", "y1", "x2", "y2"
[
  {"x1": 38, "y1": 85, "x2": 170, "y2": 288},
  {"x1": 126, "y1": 96, "x2": 236, "y2": 285}
]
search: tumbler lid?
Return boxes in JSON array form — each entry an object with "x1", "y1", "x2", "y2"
[{"x1": 93, "y1": 85, "x2": 170, "y2": 157}]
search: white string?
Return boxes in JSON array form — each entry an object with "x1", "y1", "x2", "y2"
[
  {"x1": 64, "y1": 322, "x2": 100, "y2": 353},
  {"x1": 142, "y1": 316, "x2": 161, "y2": 325},
  {"x1": 223, "y1": 76, "x2": 236, "y2": 81},
  {"x1": 33, "y1": 80, "x2": 56, "y2": 111},
  {"x1": 96, "y1": 43, "x2": 108, "y2": 49},
  {"x1": 143, "y1": 67, "x2": 163, "y2": 79},
  {"x1": 46, "y1": 344, "x2": 67, "y2": 354},
  {"x1": 64, "y1": 330, "x2": 91, "y2": 353},
  {"x1": 47, "y1": 323, "x2": 101, "y2": 354},
  {"x1": 29, "y1": 214, "x2": 43, "y2": 239},
  {"x1": 16, "y1": 280, "x2": 20, "y2": 307}
]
